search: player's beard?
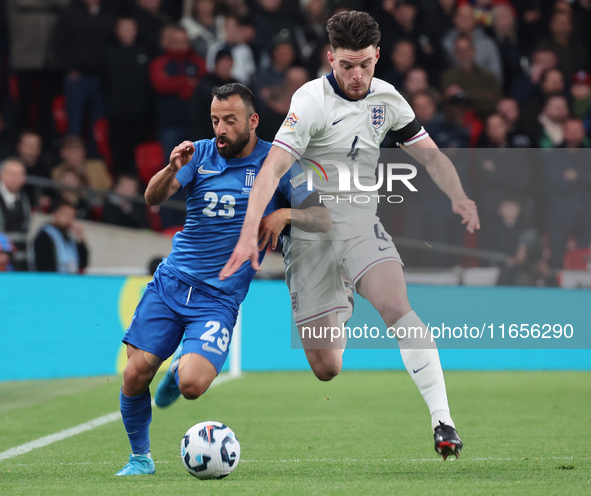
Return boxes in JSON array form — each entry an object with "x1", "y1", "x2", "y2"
[{"x1": 216, "y1": 124, "x2": 251, "y2": 159}]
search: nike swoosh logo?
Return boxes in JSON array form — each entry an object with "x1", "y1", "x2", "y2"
[
  {"x1": 378, "y1": 246, "x2": 392, "y2": 251},
  {"x1": 198, "y1": 165, "x2": 221, "y2": 175},
  {"x1": 332, "y1": 117, "x2": 346, "y2": 125},
  {"x1": 413, "y1": 362, "x2": 430, "y2": 374},
  {"x1": 202, "y1": 343, "x2": 223, "y2": 355}
]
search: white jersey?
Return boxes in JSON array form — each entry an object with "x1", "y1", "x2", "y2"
[{"x1": 273, "y1": 73, "x2": 428, "y2": 240}]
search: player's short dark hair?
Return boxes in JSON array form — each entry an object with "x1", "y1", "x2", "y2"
[
  {"x1": 212, "y1": 83, "x2": 256, "y2": 116},
  {"x1": 326, "y1": 11, "x2": 381, "y2": 51}
]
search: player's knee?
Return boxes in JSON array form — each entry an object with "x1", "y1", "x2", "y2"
[
  {"x1": 312, "y1": 363, "x2": 341, "y2": 382},
  {"x1": 179, "y1": 376, "x2": 212, "y2": 400},
  {"x1": 123, "y1": 365, "x2": 152, "y2": 396}
]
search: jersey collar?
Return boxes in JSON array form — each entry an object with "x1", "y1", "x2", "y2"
[{"x1": 326, "y1": 71, "x2": 371, "y2": 102}]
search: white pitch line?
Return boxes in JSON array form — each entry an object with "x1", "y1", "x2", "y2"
[{"x1": 0, "y1": 372, "x2": 241, "y2": 462}]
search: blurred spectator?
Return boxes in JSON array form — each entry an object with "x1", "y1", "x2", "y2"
[
  {"x1": 477, "y1": 112, "x2": 510, "y2": 147},
  {"x1": 7, "y1": 0, "x2": 68, "y2": 148},
  {"x1": 496, "y1": 229, "x2": 558, "y2": 287},
  {"x1": 134, "y1": 0, "x2": 170, "y2": 57},
  {"x1": 102, "y1": 175, "x2": 148, "y2": 229},
  {"x1": 53, "y1": 0, "x2": 117, "y2": 149},
  {"x1": 191, "y1": 49, "x2": 237, "y2": 140},
  {"x1": 545, "y1": 118, "x2": 591, "y2": 267},
  {"x1": 295, "y1": 0, "x2": 330, "y2": 68},
  {"x1": 0, "y1": 232, "x2": 14, "y2": 271},
  {"x1": 422, "y1": 92, "x2": 471, "y2": 148},
  {"x1": 16, "y1": 131, "x2": 52, "y2": 209},
  {"x1": 441, "y1": 35, "x2": 502, "y2": 118},
  {"x1": 441, "y1": 3, "x2": 504, "y2": 84},
  {"x1": 475, "y1": 115, "x2": 532, "y2": 243},
  {"x1": 403, "y1": 67, "x2": 438, "y2": 102},
  {"x1": 149, "y1": 25, "x2": 206, "y2": 158},
  {"x1": 257, "y1": 66, "x2": 309, "y2": 141},
  {"x1": 251, "y1": 0, "x2": 300, "y2": 60},
  {"x1": 180, "y1": 0, "x2": 225, "y2": 59},
  {"x1": 496, "y1": 98, "x2": 532, "y2": 148},
  {"x1": 491, "y1": 3, "x2": 524, "y2": 95},
  {"x1": 207, "y1": 16, "x2": 256, "y2": 85},
  {"x1": 32, "y1": 199, "x2": 89, "y2": 273},
  {"x1": 521, "y1": 67, "x2": 566, "y2": 138},
  {"x1": 383, "y1": 40, "x2": 415, "y2": 90},
  {"x1": 106, "y1": 17, "x2": 153, "y2": 175},
  {"x1": 570, "y1": 70, "x2": 591, "y2": 132},
  {"x1": 0, "y1": 158, "x2": 30, "y2": 271},
  {"x1": 485, "y1": 199, "x2": 528, "y2": 256},
  {"x1": 52, "y1": 136, "x2": 113, "y2": 191},
  {"x1": 374, "y1": 0, "x2": 441, "y2": 80},
  {"x1": 418, "y1": 0, "x2": 456, "y2": 50},
  {"x1": 511, "y1": 44, "x2": 558, "y2": 104},
  {"x1": 536, "y1": 95, "x2": 570, "y2": 148},
  {"x1": 313, "y1": 42, "x2": 332, "y2": 78},
  {"x1": 53, "y1": 166, "x2": 92, "y2": 220},
  {"x1": 256, "y1": 31, "x2": 297, "y2": 102},
  {"x1": 547, "y1": 10, "x2": 589, "y2": 80}
]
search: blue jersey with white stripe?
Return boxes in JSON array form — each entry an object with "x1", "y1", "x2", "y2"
[{"x1": 164, "y1": 138, "x2": 310, "y2": 303}]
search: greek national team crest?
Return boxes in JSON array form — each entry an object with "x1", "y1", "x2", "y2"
[
  {"x1": 242, "y1": 168, "x2": 256, "y2": 195},
  {"x1": 369, "y1": 105, "x2": 385, "y2": 129}
]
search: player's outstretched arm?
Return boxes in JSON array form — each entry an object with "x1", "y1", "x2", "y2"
[
  {"x1": 402, "y1": 136, "x2": 480, "y2": 233},
  {"x1": 220, "y1": 145, "x2": 295, "y2": 279},
  {"x1": 145, "y1": 141, "x2": 195, "y2": 206}
]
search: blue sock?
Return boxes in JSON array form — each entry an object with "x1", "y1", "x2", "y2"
[
  {"x1": 174, "y1": 368, "x2": 180, "y2": 387},
  {"x1": 120, "y1": 389, "x2": 151, "y2": 455}
]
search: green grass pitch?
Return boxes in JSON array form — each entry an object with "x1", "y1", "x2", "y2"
[{"x1": 0, "y1": 371, "x2": 590, "y2": 495}]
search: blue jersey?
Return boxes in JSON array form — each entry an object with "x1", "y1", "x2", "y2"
[{"x1": 164, "y1": 138, "x2": 310, "y2": 303}]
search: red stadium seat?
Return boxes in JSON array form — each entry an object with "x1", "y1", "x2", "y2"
[
  {"x1": 563, "y1": 248, "x2": 591, "y2": 271},
  {"x1": 93, "y1": 117, "x2": 113, "y2": 167},
  {"x1": 135, "y1": 142, "x2": 165, "y2": 186},
  {"x1": 52, "y1": 95, "x2": 68, "y2": 135}
]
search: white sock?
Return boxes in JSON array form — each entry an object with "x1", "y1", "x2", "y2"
[{"x1": 393, "y1": 310, "x2": 455, "y2": 431}]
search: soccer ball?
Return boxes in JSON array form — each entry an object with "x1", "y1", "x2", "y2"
[{"x1": 180, "y1": 421, "x2": 241, "y2": 479}]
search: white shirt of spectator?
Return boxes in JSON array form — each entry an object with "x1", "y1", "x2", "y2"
[
  {"x1": 273, "y1": 75, "x2": 428, "y2": 240},
  {"x1": 0, "y1": 182, "x2": 19, "y2": 210}
]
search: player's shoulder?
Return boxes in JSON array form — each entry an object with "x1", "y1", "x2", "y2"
[
  {"x1": 293, "y1": 77, "x2": 326, "y2": 104},
  {"x1": 192, "y1": 137, "x2": 217, "y2": 155},
  {"x1": 370, "y1": 77, "x2": 406, "y2": 102}
]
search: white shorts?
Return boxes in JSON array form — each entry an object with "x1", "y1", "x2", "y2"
[{"x1": 283, "y1": 218, "x2": 402, "y2": 326}]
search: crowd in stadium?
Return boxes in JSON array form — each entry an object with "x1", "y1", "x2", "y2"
[{"x1": 0, "y1": 0, "x2": 590, "y2": 275}]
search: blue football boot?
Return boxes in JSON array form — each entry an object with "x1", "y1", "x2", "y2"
[
  {"x1": 155, "y1": 344, "x2": 183, "y2": 408},
  {"x1": 115, "y1": 454, "x2": 155, "y2": 476}
]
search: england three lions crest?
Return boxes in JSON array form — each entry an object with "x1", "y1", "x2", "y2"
[{"x1": 369, "y1": 105, "x2": 385, "y2": 129}]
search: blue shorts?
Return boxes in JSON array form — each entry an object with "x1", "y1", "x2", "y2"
[{"x1": 122, "y1": 264, "x2": 239, "y2": 373}]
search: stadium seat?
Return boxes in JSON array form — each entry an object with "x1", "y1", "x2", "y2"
[
  {"x1": 563, "y1": 248, "x2": 591, "y2": 271},
  {"x1": 52, "y1": 95, "x2": 68, "y2": 135},
  {"x1": 135, "y1": 142, "x2": 165, "y2": 186}
]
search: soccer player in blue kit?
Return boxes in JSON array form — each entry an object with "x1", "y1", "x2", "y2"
[{"x1": 115, "y1": 83, "x2": 331, "y2": 476}]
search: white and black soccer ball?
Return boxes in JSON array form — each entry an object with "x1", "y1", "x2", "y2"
[{"x1": 180, "y1": 421, "x2": 241, "y2": 479}]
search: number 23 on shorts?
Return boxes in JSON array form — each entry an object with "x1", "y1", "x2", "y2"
[{"x1": 200, "y1": 321, "x2": 231, "y2": 355}]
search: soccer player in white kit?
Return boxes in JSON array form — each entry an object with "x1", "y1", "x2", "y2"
[{"x1": 221, "y1": 11, "x2": 480, "y2": 459}]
